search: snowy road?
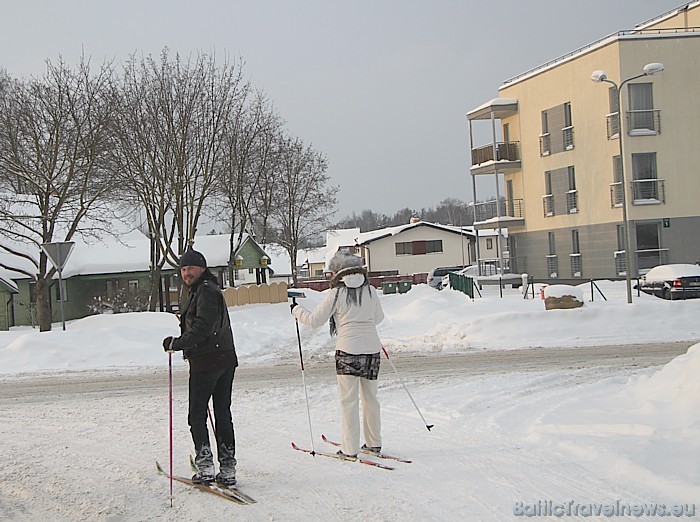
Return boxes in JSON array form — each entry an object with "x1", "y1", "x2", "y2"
[
  {"x1": 1, "y1": 342, "x2": 695, "y2": 521},
  {"x1": 0, "y1": 341, "x2": 690, "y2": 399}
]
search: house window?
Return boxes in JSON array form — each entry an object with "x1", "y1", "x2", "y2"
[
  {"x1": 567, "y1": 166, "x2": 578, "y2": 213},
  {"x1": 543, "y1": 171, "x2": 554, "y2": 216},
  {"x1": 636, "y1": 222, "x2": 663, "y2": 272},
  {"x1": 128, "y1": 280, "x2": 139, "y2": 295},
  {"x1": 610, "y1": 155, "x2": 623, "y2": 207},
  {"x1": 395, "y1": 240, "x2": 443, "y2": 256},
  {"x1": 396, "y1": 242, "x2": 412, "y2": 255},
  {"x1": 628, "y1": 83, "x2": 656, "y2": 133},
  {"x1": 503, "y1": 123, "x2": 510, "y2": 143},
  {"x1": 486, "y1": 238, "x2": 494, "y2": 250},
  {"x1": 548, "y1": 232, "x2": 556, "y2": 256},
  {"x1": 631, "y1": 153, "x2": 659, "y2": 201},
  {"x1": 570, "y1": 229, "x2": 582, "y2": 277},
  {"x1": 540, "y1": 111, "x2": 550, "y2": 156},
  {"x1": 563, "y1": 102, "x2": 574, "y2": 150}
]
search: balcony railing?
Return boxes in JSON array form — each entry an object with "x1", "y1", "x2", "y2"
[
  {"x1": 539, "y1": 133, "x2": 551, "y2": 156},
  {"x1": 569, "y1": 253, "x2": 582, "y2": 278},
  {"x1": 474, "y1": 198, "x2": 524, "y2": 222},
  {"x1": 614, "y1": 250, "x2": 627, "y2": 276},
  {"x1": 542, "y1": 194, "x2": 554, "y2": 216},
  {"x1": 606, "y1": 112, "x2": 621, "y2": 139},
  {"x1": 562, "y1": 126, "x2": 575, "y2": 150},
  {"x1": 546, "y1": 255, "x2": 558, "y2": 278},
  {"x1": 636, "y1": 248, "x2": 669, "y2": 273},
  {"x1": 609, "y1": 182, "x2": 623, "y2": 207},
  {"x1": 632, "y1": 179, "x2": 665, "y2": 203},
  {"x1": 471, "y1": 141, "x2": 520, "y2": 166},
  {"x1": 566, "y1": 190, "x2": 578, "y2": 213},
  {"x1": 627, "y1": 109, "x2": 661, "y2": 135}
]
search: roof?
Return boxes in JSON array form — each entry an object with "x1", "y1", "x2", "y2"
[
  {"x1": 0, "y1": 268, "x2": 18, "y2": 293},
  {"x1": 355, "y1": 221, "x2": 475, "y2": 246}
]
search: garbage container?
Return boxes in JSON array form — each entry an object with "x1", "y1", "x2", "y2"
[
  {"x1": 397, "y1": 281, "x2": 412, "y2": 294},
  {"x1": 382, "y1": 281, "x2": 398, "y2": 294}
]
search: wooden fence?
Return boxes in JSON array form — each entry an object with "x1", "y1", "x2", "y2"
[{"x1": 222, "y1": 282, "x2": 288, "y2": 307}]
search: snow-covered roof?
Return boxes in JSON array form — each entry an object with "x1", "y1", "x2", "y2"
[
  {"x1": 296, "y1": 246, "x2": 326, "y2": 266},
  {"x1": 0, "y1": 267, "x2": 18, "y2": 293},
  {"x1": 325, "y1": 228, "x2": 361, "y2": 270},
  {"x1": 467, "y1": 98, "x2": 518, "y2": 120},
  {"x1": 355, "y1": 221, "x2": 475, "y2": 246},
  {"x1": 261, "y1": 244, "x2": 293, "y2": 276}
]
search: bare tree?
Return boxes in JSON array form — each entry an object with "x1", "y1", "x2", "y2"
[
  {"x1": 111, "y1": 50, "x2": 247, "y2": 280},
  {"x1": 269, "y1": 136, "x2": 337, "y2": 285},
  {"x1": 0, "y1": 57, "x2": 117, "y2": 331}
]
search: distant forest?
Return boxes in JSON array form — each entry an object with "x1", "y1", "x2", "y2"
[{"x1": 334, "y1": 197, "x2": 475, "y2": 233}]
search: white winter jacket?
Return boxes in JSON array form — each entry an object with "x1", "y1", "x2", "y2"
[{"x1": 292, "y1": 273, "x2": 384, "y2": 355}]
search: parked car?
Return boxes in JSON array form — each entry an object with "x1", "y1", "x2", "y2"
[
  {"x1": 427, "y1": 266, "x2": 465, "y2": 289},
  {"x1": 440, "y1": 265, "x2": 498, "y2": 289},
  {"x1": 636, "y1": 264, "x2": 700, "y2": 300}
]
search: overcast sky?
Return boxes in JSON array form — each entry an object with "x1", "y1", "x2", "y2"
[{"x1": 0, "y1": 0, "x2": 685, "y2": 220}]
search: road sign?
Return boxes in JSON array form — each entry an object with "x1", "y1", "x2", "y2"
[{"x1": 41, "y1": 242, "x2": 75, "y2": 270}]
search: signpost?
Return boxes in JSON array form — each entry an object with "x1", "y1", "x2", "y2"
[{"x1": 41, "y1": 242, "x2": 75, "y2": 331}]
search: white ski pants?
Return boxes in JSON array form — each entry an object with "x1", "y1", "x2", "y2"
[{"x1": 336, "y1": 375, "x2": 381, "y2": 456}]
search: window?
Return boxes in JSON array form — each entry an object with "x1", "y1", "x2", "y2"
[
  {"x1": 396, "y1": 242, "x2": 412, "y2": 255},
  {"x1": 540, "y1": 110, "x2": 551, "y2": 156},
  {"x1": 636, "y1": 222, "x2": 663, "y2": 271},
  {"x1": 486, "y1": 238, "x2": 494, "y2": 250},
  {"x1": 570, "y1": 229, "x2": 582, "y2": 277},
  {"x1": 563, "y1": 103, "x2": 574, "y2": 150},
  {"x1": 128, "y1": 280, "x2": 139, "y2": 295},
  {"x1": 543, "y1": 171, "x2": 554, "y2": 216},
  {"x1": 503, "y1": 123, "x2": 510, "y2": 143},
  {"x1": 548, "y1": 232, "x2": 556, "y2": 256},
  {"x1": 611, "y1": 156, "x2": 623, "y2": 207},
  {"x1": 567, "y1": 167, "x2": 578, "y2": 213},
  {"x1": 395, "y1": 240, "x2": 443, "y2": 256},
  {"x1": 628, "y1": 83, "x2": 655, "y2": 133},
  {"x1": 631, "y1": 153, "x2": 659, "y2": 201},
  {"x1": 571, "y1": 229, "x2": 580, "y2": 254}
]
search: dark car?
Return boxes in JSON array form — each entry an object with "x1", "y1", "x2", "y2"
[{"x1": 637, "y1": 264, "x2": 700, "y2": 300}]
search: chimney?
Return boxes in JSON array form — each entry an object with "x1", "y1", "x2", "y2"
[{"x1": 409, "y1": 217, "x2": 421, "y2": 224}]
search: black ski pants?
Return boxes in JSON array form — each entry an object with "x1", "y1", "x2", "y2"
[{"x1": 188, "y1": 365, "x2": 236, "y2": 456}]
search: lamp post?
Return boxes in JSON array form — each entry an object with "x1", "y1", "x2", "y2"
[{"x1": 591, "y1": 62, "x2": 664, "y2": 304}]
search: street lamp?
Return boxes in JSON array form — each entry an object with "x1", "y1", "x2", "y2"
[{"x1": 591, "y1": 62, "x2": 664, "y2": 304}]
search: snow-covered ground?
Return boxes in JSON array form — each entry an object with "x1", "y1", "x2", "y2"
[{"x1": 1, "y1": 281, "x2": 699, "y2": 520}]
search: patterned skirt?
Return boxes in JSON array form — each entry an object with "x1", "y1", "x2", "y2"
[{"x1": 335, "y1": 350, "x2": 380, "y2": 380}]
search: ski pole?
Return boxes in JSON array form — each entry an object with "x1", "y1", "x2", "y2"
[
  {"x1": 381, "y1": 346, "x2": 434, "y2": 431},
  {"x1": 167, "y1": 348, "x2": 174, "y2": 507},
  {"x1": 290, "y1": 292, "x2": 316, "y2": 454}
]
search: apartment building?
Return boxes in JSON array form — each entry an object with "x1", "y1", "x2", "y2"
[{"x1": 467, "y1": 2, "x2": 700, "y2": 281}]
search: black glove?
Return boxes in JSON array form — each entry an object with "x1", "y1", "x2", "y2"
[
  {"x1": 290, "y1": 302, "x2": 298, "y2": 313},
  {"x1": 163, "y1": 336, "x2": 175, "y2": 352}
]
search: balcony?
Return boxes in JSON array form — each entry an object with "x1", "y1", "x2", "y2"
[
  {"x1": 539, "y1": 133, "x2": 551, "y2": 156},
  {"x1": 562, "y1": 126, "x2": 575, "y2": 150},
  {"x1": 542, "y1": 194, "x2": 554, "y2": 217},
  {"x1": 606, "y1": 113, "x2": 621, "y2": 139},
  {"x1": 627, "y1": 109, "x2": 661, "y2": 135},
  {"x1": 569, "y1": 253, "x2": 582, "y2": 278},
  {"x1": 637, "y1": 248, "x2": 669, "y2": 273},
  {"x1": 566, "y1": 190, "x2": 578, "y2": 213},
  {"x1": 609, "y1": 182, "x2": 623, "y2": 207},
  {"x1": 614, "y1": 251, "x2": 627, "y2": 276},
  {"x1": 632, "y1": 179, "x2": 665, "y2": 204},
  {"x1": 470, "y1": 142, "x2": 521, "y2": 175},
  {"x1": 546, "y1": 255, "x2": 559, "y2": 278},
  {"x1": 473, "y1": 198, "x2": 525, "y2": 230}
]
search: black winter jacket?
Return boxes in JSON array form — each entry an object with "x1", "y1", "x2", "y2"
[{"x1": 172, "y1": 270, "x2": 238, "y2": 368}]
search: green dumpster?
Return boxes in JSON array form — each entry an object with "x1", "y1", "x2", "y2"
[
  {"x1": 397, "y1": 281, "x2": 412, "y2": 293},
  {"x1": 382, "y1": 281, "x2": 398, "y2": 294}
]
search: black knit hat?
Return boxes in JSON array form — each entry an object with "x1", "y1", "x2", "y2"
[{"x1": 179, "y1": 249, "x2": 207, "y2": 269}]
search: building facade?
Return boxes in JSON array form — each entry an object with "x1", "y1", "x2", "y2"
[{"x1": 468, "y1": 2, "x2": 700, "y2": 281}]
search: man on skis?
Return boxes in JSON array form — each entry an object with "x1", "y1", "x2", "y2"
[{"x1": 163, "y1": 248, "x2": 238, "y2": 486}]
